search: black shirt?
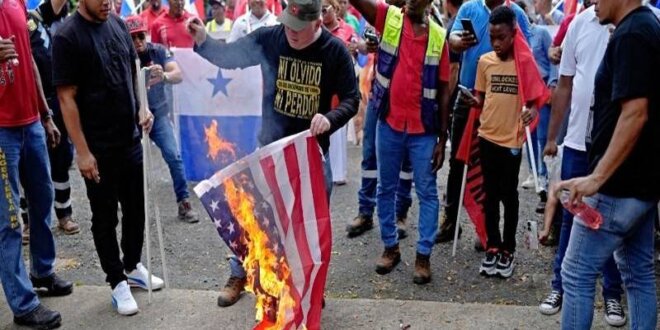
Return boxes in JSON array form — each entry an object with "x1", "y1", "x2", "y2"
[
  {"x1": 195, "y1": 25, "x2": 360, "y2": 153},
  {"x1": 28, "y1": 0, "x2": 67, "y2": 101},
  {"x1": 53, "y1": 13, "x2": 140, "y2": 155},
  {"x1": 587, "y1": 7, "x2": 660, "y2": 199},
  {"x1": 138, "y1": 43, "x2": 173, "y2": 118}
]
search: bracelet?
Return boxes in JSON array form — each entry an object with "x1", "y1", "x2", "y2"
[{"x1": 41, "y1": 109, "x2": 54, "y2": 121}]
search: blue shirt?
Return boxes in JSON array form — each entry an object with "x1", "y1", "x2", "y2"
[
  {"x1": 529, "y1": 25, "x2": 557, "y2": 86},
  {"x1": 139, "y1": 43, "x2": 175, "y2": 118},
  {"x1": 451, "y1": 0, "x2": 532, "y2": 89}
]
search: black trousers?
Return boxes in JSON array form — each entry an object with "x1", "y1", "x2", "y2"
[
  {"x1": 479, "y1": 137, "x2": 522, "y2": 253},
  {"x1": 443, "y1": 97, "x2": 470, "y2": 224},
  {"x1": 83, "y1": 143, "x2": 144, "y2": 288}
]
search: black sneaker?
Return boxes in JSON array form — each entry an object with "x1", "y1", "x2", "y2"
[
  {"x1": 536, "y1": 191, "x2": 548, "y2": 214},
  {"x1": 495, "y1": 251, "x2": 515, "y2": 278},
  {"x1": 479, "y1": 249, "x2": 499, "y2": 276},
  {"x1": 539, "y1": 290, "x2": 562, "y2": 315},
  {"x1": 604, "y1": 299, "x2": 627, "y2": 327},
  {"x1": 13, "y1": 304, "x2": 61, "y2": 329},
  {"x1": 30, "y1": 273, "x2": 73, "y2": 297}
]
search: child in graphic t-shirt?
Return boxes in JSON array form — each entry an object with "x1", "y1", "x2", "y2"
[{"x1": 462, "y1": 6, "x2": 538, "y2": 279}]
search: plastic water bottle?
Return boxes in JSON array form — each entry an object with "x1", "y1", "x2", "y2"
[
  {"x1": 559, "y1": 190, "x2": 603, "y2": 230},
  {"x1": 525, "y1": 220, "x2": 539, "y2": 250}
]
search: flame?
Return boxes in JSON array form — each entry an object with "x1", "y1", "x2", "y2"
[
  {"x1": 223, "y1": 177, "x2": 297, "y2": 329},
  {"x1": 204, "y1": 119, "x2": 237, "y2": 162}
]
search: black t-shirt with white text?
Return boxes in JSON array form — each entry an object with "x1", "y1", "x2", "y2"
[
  {"x1": 53, "y1": 13, "x2": 140, "y2": 155},
  {"x1": 195, "y1": 25, "x2": 360, "y2": 153},
  {"x1": 587, "y1": 7, "x2": 660, "y2": 199}
]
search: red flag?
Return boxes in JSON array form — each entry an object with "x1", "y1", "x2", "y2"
[
  {"x1": 455, "y1": 107, "x2": 488, "y2": 248},
  {"x1": 564, "y1": 0, "x2": 579, "y2": 16}
]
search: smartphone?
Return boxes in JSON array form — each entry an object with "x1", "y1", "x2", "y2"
[
  {"x1": 363, "y1": 28, "x2": 378, "y2": 44},
  {"x1": 461, "y1": 18, "x2": 478, "y2": 43},
  {"x1": 457, "y1": 84, "x2": 475, "y2": 99}
]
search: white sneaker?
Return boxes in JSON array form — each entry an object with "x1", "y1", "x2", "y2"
[
  {"x1": 521, "y1": 175, "x2": 536, "y2": 189},
  {"x1": 111, "y1": 281, "x2": 139, "y2": 316},
  {"x1": 126, "y1": 263, "x2": 164, "y2": 291}
]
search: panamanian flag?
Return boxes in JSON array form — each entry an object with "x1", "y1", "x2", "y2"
[{"x1": 172, "y1": 49, "x2": 262, "y2": 182}]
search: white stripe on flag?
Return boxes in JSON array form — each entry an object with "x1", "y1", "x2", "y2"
[
  {"x1": 272, "y1": 148, "x2": 307, "y2": 299},
  {"x1": 294, "y1": 137, "x2": 322, "y2": 326},
  {"x1": 248, "y1": 161, "x2": 287, "y2": 243}
]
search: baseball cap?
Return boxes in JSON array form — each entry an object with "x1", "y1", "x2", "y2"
[
  {"x1": 210, "y1": 0, "x2": 226, "y2": 7},
  {"x1": 277, "y1": 0, "x2": 321, "y2": 32},
  {"x1": 125, "y1": 15, "x2": 148, "y2": 35}
]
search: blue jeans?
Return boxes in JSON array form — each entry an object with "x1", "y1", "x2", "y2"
[
  {"x1": 229, "y1": 152, "x2": 333, "y2": 278},
  {"x1": 376, "y1": 120, "x2": 438, "y2": 256},
  {"x1": 149, "y1": 115, "x2": 189, "y2": 202},
  {"x1": 0, "y1": 121, "x2": 55, "y2": 316},
  {"x1": 358, "y1": 101, "x2": 412, "y2": 218},
  {"x1": 525, "y1": 105, "x2": 551, "y2": 189},
  {"x1": 561, "y1": 194, "x2": 658, "y2": 330},
  {"x1": 551, "y1": 147, "x2": 623, "y2": 300}
]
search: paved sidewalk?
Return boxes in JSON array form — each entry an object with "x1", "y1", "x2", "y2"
[{"x1": 0, "y1": 285, "x2": 611, "y2": 329}]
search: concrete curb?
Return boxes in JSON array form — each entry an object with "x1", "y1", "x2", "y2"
[{"x1": 0, "y1": 285, "x2": 614, "y2": 329}]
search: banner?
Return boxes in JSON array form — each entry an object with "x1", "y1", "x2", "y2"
[{"x1": 172, "y1": 48, "x2": 262, "y2": 181}]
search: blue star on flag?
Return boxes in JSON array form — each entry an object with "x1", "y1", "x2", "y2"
[{"x1": 207, "y1": 69, "x2": 232, "y2": 97}]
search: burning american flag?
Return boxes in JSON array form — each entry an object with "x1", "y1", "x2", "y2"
[{"x1": 194, "y1": 131, "x2": 331, "y2": 329}]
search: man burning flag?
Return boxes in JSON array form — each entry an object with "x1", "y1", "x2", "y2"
[{"x1": 194, "y1": 131, "x2": 331, "y2": 329}]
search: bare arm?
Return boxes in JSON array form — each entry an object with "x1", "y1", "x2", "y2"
[
  {"x1": 348, "y1": 0, "x2": 378, "y2": 27},
  {"x1": 33, "y1": 57, "x2": 61, "y2": 147},
  {"x1": 543, "y1": 74, "x2": 572, "y2": 156},
  {"x1": 589, "y1": 98, "x2": 648, "y2": 188},
  {"x1": 448, "y1": 62, "x2": 459, "y2": 98},
  {"x1": 559, "y1": 98, "x2": 649, "y2": 203},
  {"x1": 164, "y1": 61, "x2": 183, "y2": 84},
  {"x1": 57, "y1": 85, "x2": 100, "y2": 182}
]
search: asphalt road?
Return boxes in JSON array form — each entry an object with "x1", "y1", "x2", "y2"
[{"x1": 46, "y1": 141, "x2": 659, "y2": 310}]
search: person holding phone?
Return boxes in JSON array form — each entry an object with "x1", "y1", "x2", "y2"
[
  {"x1": 435, "y1": 0, "x2": 531, "y2": 247},
  {"x1": 349, "y1": 0, "x2": 452, "y2": 285},
  {"x1": 125, "y1": 16, "x2": 199, "y2": 224}
]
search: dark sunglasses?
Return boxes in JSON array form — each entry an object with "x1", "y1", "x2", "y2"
[{"x1": 131, "y1": 33, "x2": 147, "y2": 41}]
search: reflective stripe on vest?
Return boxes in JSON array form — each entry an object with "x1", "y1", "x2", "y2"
[{"x1": 370, "y1": 6, "x2": 447, "y2": 133}]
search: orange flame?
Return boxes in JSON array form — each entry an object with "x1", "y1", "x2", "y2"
[
  {"x1": 223, "y1": 177, "x2": 297, "y2": 329},
  {"x1": 204, "y1": 120, "x2": 237, "y2": 162}
]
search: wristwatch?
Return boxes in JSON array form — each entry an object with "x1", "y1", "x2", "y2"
[{"x1": 41, "y1": 109, "x2": 54, "y2": 121}]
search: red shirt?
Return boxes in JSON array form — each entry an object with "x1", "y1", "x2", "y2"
[
  {"x1": 150, "y1": 11, "x2": 195, "y2": 48},
  {"x1": 329, "y1": 19, "x2": 357, "y2": 47},
  {"x1": 140, "y1": 6, "x2": 168, "y2": 30},
  {"x1": 0, "y1": 0, "x2": 40, "y2": 127},
  {"x1": 375, "y1": 3, "x2": 450, "y2": 134}
]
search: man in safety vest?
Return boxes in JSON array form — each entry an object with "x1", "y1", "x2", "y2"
[
  {"x1": 206, "y1": 0, "x2": 233, "y2": 33},
  {"x1": 350, "y1": 0, "x2": 451, "y2": 284}
]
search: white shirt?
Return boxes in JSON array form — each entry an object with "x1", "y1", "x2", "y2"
[
  {"x1": 227, "y1": 10, "x2": 279, "y2": 43},
  {"x1": 558, "y1": 6, "x2": 610, "y2": 152}
]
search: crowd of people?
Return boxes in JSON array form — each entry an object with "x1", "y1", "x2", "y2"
[{"x1": 0, "y1": 0, "x2": 658, "y2": 328}]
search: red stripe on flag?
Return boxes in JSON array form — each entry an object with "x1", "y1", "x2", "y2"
[
  {"x1": 283, "y1": 143, "x2": 315, "y2": 327},
  {"x1": 260, "y1": 156, "x2": 290, "y2": 234},
  {"x1": 304, "y1": 137, "x2": 331, "y2": 329},
  {"x1": 259, "y1": 155, "x2": 305, "y2": 327}
]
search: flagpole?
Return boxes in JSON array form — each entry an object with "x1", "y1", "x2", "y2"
[
  {"x1": 525, "y1": 125, "x2": 541, "y2": 193},
  {"x1": 150, "y1": 144, "x2": 170, "y2": 288},
  {"x1": 549, "y1": 0, "x2": 565, "y2": 15},
  {"x1": 138, "y1": 63, "x2": 154, "y2": 303},
  {"x1": 451, "y1": 164, "x2": 468, "y2": 257}
]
